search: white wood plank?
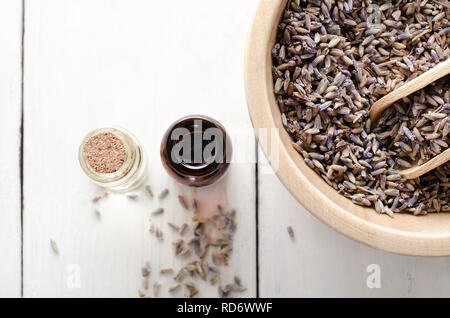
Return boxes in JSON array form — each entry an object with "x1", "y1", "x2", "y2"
[
  {"x1": 24, "y1": 0, "x2": 258, "y2": 297},
  {"x1": 0, "y1": 0, "x2": 23, "y2": 298},
  {"x1": 258, "y1": 148, "x2": 450, "y2": 297}
]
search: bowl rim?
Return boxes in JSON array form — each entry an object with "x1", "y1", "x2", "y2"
[{"x1": 244, "y1": 0, "x2": 450, "y2": 256}]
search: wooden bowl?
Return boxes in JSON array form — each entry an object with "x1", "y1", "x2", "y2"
[{"x1": 244, "y1": 0, "x2": 450, "y2": 256}]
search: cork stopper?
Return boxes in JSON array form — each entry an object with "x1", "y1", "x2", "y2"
[{"x1": 83, "y1": 132, "x2": 127, "y2": 173}]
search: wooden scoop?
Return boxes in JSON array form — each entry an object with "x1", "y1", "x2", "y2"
[
  {"x1": 369, "y1": 59, "x2": 450, "y2": 179},
  {"x1": 370, "y1": 59, "x2": 450, "y2": 123},
  {"x1": 400, "y1": 148, "x2": 450, "y2": 179}
]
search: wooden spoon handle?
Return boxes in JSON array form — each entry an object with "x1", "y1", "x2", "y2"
[
  {"x1": 401, "y1": 148, "x2": 450, "y2": 180},
  {"x1": 370, "y1": 59, "x2": 450, "y2": 123}
]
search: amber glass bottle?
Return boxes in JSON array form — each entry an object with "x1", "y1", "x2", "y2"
[{"x1": 160, "y1": 115, "x2": 232, "y2": 187}]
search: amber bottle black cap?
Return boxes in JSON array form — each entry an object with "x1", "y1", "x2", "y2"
[{"x1": 160, "y1": 115, "x2": 232, "y2": 187}]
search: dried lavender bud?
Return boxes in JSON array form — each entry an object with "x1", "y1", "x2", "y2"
[
  {"x1": 178, "y1": 195, "x2": 189, "y2": 209},
  {"x1": 145, "y1": 185, "x2": 153, "y2": 198},
  {"x1": 287, "y1": 226, "x2": 295, "y2": 239},
  {"x1": 50, "y1": 239, "x2": 59, "y2": 255},
  {"x1": 160, "y1": 268, "x2": 174, "y2": 274},
  {"x1": 153, "y1": 282, "x2": 161, "y2": 297},
  {"x1": 92, "y1": 195, "x2": 103, "y2": 203},
  {"x1": 158, "y1": 189, "x2": 169, "y2": 200},
  {"x1": 152, "y1": 208, "x2": 164, "y2": 216},
  {"x1": 126, "y1": 193, "x2": 139, "y2": 201}
]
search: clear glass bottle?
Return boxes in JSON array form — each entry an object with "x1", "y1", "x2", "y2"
[
  {"x1": 160, "y1": 115, "x2": 232, "y2": 187},
  {"x1": 78, "y1": 127, "x2": 149, "y2": 192}
]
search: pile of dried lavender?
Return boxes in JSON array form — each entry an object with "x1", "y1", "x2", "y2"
[
  {"x1": 91, "y1": 186, "x2": 245, "y2": 297},
  {"x1": 141, "y1": 190, "x2": 245, "y2": 298},
  {"x1": 273, "y1": 0, "x2": 449, "y2": 216}
]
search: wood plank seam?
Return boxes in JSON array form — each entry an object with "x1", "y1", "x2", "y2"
[
  {"x1": 20, "y1": 0, "x2": 25, "y2": 298},
  {"x1": 255, "y1": 143, "x2": 260, "y2": 298}
]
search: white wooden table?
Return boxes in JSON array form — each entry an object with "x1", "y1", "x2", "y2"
[{"x1": 1, "y1": 0, "x2": 450, "y2": 298}]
